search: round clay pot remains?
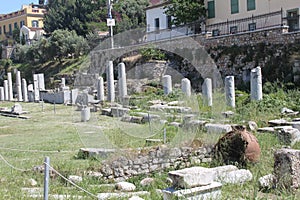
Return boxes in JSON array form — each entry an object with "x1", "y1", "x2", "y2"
[{"x1": 213, "y1": 125, "x2": 261, "y2": 166}]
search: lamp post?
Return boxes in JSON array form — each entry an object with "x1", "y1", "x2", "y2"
[{"x1": 107, "y1": 0, "x2": 115, "y2": 49}]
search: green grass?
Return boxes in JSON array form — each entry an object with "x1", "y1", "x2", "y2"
[{"x1": 1, "y1": 87, "x2": 300, "y2": 199}]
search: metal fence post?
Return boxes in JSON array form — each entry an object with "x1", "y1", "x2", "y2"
[{"x1": 44, "y1": 157, "x2": 50, "y2": 200}]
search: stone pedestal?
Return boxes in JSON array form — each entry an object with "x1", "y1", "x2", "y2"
[
  {"x1": 107, "y1": 61, "x2": 115, "y2": 102},
  {"x1": 16, "y1": 71, "x2": 23, "y2": 102},
  {"x1": 163, "y1": 75, "x2": 172, "y2": 95},
  {"x1": 97, "y1": 77, "x2": 105, "y2": 101},
  {"x1": 181, "y1": 78, "x2": 191, "y2": 97},
  {"x1": 225, "y1": 76, "x2": 235, "y2": 108},
  {"x1": 202, "y1": 78, "x2": 212, "y2": 107},
  {"x1": 22, "y1": 78, "x2": 28, "y2": 102},
  {"x1": 250, "y1": 66, "x2": 263, "y2": 101},
  {"x1": 118, "y1": 63, "x2": 128, "y2": 100},
  {"x1": 7, "y1": 72, "x2": 13, "y2": 101},
  {"x1": 4, "y1": 80, "x2": 8, "y2": 101}
]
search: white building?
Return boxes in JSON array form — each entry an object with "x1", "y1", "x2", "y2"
[
  {"x1": 20, "y1": 25, "x2": 44, "y2": 45},
  {"x1": 146, "y1": 0, "x2": 300, "y2": 40},
  {"x1": 145, "y1": 0, "x2": 196, "y2": 41},
  {"x1": 205, "y1": 0, "x2": 300, "y2": 36}
]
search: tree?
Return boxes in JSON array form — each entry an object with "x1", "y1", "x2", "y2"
[
  {"x1": 164, "y1": 0, "x2": 206, "y2": 26},
  {"x1": 44, "y1": 0, "x2": 149, "y2": 37},
  {"x1": 114, "y1": 0, "x2": 149, "y2": 33},
  {"x1": 14, "y1": 29, "x2": 88, "y2": 63},
  {"x1": 44, "y1": 0, "x2": 107, "y2": 37},
  {"x1": 12, "y1": 27, "x2": 21, "y2": 44}
]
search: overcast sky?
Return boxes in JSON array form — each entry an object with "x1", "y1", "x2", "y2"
[{"x1": 0, "y1": 0, "x2": 40, "y2": 14}]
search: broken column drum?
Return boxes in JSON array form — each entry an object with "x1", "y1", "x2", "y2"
[
  {"x1": 181, "y1": 78, "x2": 191, "y2": 97},
  {"x1": 202, "y1": 78, "x2": 213, "y2": 107},
  {"x1": 118, "y1": 62, "x2": 128, "y2": 100},
  {"x1": 163, "y1": 75, "x2": 172, "y2": 95},
  {"x1": 16, "y1": 71, "x2": 23, "y2": 102},
  {"x1": 225, "y1": 76, "x2": 235, "y2": 108},
  {"x1": 81, "y1": 106, "x2": 91, "y2": 122},
  {"x1": 106, "y1": 61, "x2": 115, "y2": 102},
  {"x1": 250, "y1": 66, "x2": 263, "y2": 101}
]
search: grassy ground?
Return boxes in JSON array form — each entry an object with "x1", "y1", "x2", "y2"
[{"x1": 1, "y1": 87, "x2": 300, "y2": 199}]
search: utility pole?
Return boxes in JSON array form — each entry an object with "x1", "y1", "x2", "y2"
[{"x1": 107, "y1": 0, "x2": 115, "y2": 49}]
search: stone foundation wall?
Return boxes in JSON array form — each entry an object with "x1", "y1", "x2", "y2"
[
  {"x1": 198, "y1": 27, "x2": 300, "y2": 48},
  {"x1": 81, "y1": 146, "x2": 213, "y2": 180}
]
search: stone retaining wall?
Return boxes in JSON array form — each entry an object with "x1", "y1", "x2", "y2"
[{"x1": 80, "y1": 146, "x2": 213, "y2": 180}]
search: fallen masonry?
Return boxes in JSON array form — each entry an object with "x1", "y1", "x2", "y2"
[{"x1": 163, "y1": 165, "x2": 253, "y2": 199}]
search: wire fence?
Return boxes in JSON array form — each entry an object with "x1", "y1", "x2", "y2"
[{"x1": 0, "y1": 152, "x2": 98, "y2": 199}]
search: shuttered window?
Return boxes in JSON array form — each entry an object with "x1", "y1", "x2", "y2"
[{"x1": 231, "y1": 0, "x2": 239, "y2": 14}]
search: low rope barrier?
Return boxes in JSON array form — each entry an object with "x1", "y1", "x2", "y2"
[{"x1": 44, "y1": 162, "x2": 98, "y2": 199}]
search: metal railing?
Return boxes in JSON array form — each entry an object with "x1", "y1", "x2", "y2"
[
  {"x1": 205, "y1": 10, "x2": 284, "y2": 36},
  {"x1": 145, "y1": 9, "x2": 293, "y2": 41}
]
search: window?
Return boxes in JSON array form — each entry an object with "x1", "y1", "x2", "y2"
[
  {"x1": 230, "y1": 26, "x2": 238, "y2": 34},
  {"x1": 212, "y1": 29, "x2": 219, "y2": 36},
  {"x1": 154, "y1": 18, "x2": 159, "y2": 31},
  {"x1": 247, "y1": 0, "x2": 255, "y2": 11},
  {"x1": 167, "y1": 15, "x2": 172, "y2": 29},
  {"x1": 20, "y1": 20, "x2": 25, "y2": 28},
  {"x1": 248, "y1": 23, "x2": 256, "y2": 31},
  {"x1": 32, "y1": 20, "x2": 39, "y2": 28},
  {"x1": 231, "y1": 0, "x2": 239, "y2": 14},
  {"x1": 0, "y1": 27, "x2": 2, "y2": 35},
  {"x1": 207, "y1": 1, "x2": 215, "y2": 19},
  {"x1": 3, "y1": 25, "x2": 6, "y2": 33},
  {"x1": 14, "y1": 22, "x2": 18, "y2": 29},
  {"x1": 9, "y1": 24, "x2": 12, "y2": 35}
]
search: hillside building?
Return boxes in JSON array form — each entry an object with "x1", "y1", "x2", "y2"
[
  {"x1": 146, "y1": 0, "x2": 300, "y2": 40},
  {"x1": 0, "y1": 4, "x2": 46, "y2": 43}
]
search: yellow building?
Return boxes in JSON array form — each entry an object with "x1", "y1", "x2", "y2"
[{"x1": 0, "y1": 4, "x2": 46, "y2": 42}]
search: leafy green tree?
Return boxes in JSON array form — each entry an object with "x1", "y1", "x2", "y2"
[
  {"x1": 44, "y1": 0, "x2": 149, "y2": 37},
  {"x1": 114, "y1": 0, "x2": 149, "y2": 32},
  {"x1": 164, "y1": 0, "x2": 206, "y2": 26},
  {"x1": 12, "y1": 27, "x2": 21, "y2": 44},
  {"x1": 14, "y1": 29, "x2": 88, "y2": 63},
  {"x1": 44, "y1": 0, "x2": 107, "y2": 37}
]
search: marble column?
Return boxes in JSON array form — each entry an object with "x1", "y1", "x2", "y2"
[
  {"x1": 225, "y1": 76, "x2": 235, "y2": 108},
  {"x1": 163, "y1": 75, "x2": 172, "y2": 95},
  {"x1": 181, "y1": 78, "x2": 191, "y2": 97},
  {"x1": 202, "y1": 78, "x2": 212, "y2": 107},
  {"x1": 7, "y1": 72, "x2": 13, "y2": 101},
  {"x1": 22, "y1": 78, "x2": 28, "y2": 102},
  {"x1": 97, "y1": 77, "x2": 105, "y2": 101},
  {"x1": 3, "y1": 80, "x2": 8, "y2": 101},
  {"x1": 250, "y1": 66, "x2": 263, "y2": 101},
  {"x1": 16, "y1": 71, "x2": 23, "y2": 101},
  {"x1": 106, "y1": 61, "x2": 115, "y2": 102},
  {"x1": 0, "y1": 87, "x2": 4, "y2": 101},
  {"x1": 118, "y1": 62, "x2": 128, "y2": 100}
]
